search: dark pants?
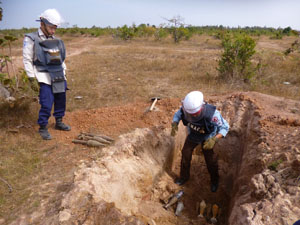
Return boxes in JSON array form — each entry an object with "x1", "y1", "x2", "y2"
[
  {"x1": 38, "y1": 82, "x2": 67, "y2": 126},
  {"x1": 180, "y1": 137, "x2": 219, "y2": 183}
]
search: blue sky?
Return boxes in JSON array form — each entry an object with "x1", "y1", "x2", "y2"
[{"x1": 1, "y1": 0, "x2": 300, "y2": 30}]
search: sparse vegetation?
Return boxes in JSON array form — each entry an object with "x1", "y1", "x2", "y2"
[
  {"x1": 284, "y1": 40, "x2": 300, "y2": 55},
  {"x1": 1, "y1": 24, "x2": 298, "y2": 41},
  {"x1": 268, "y1": 159, "x2": 283, "y2": 171}
]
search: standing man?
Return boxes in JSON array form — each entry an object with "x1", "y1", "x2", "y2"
[
  {"x1": 171, "y1": 91, "x2": 229, "y2": 192},
  {"x1": 23, "y1": 9, "x2": 71, "y2": 140}
]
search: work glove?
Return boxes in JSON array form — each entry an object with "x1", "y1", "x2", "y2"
[
  {"x1": 203, "y1": 136, "x2": 218, "y2": 150},
  {"x1": 171, "y1": 122, "x2": 178, "y2": 137},
  {"x1": 28, "y1": 77, "x2": 39, "y2": 92}
]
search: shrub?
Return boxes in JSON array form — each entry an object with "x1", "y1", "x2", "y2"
[
  {"x1": 170, "y1": 26, "x2": 191, "y2": 43},
  {"x1": 282, "y1": 27, "x2": 292, "y2": 36},
  {"x1": 268, "y1": 159, "x2": 283, "y2": 171},
  {"x1": 217, "y1": 34, "x2": 256, "y2": 82},
  {"x1": 154, "y1": 27, "x2": 168, "y2": 41},
  {"x1": 215, "y1": 30, "x2": 229, "y2": 40},
  {"x1": 136, "y1": 24, "x2": 156, "y2": 37},
  {"x1": 270, "y1": 31, "x2": 283, "y2": 40},
  {"x1": 115, "y1": 25, "x2": 135, "y2": 41},
  {"x1": 178, "y1": 27, "x2": 192, "y2": 41},
  {"x1": 284, "y1": 40, "x2": 299, "y2": 55}
]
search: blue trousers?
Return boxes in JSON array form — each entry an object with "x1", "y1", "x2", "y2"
[{"x1": 38, "y1": 82, "x2": 67, "y2": 126}]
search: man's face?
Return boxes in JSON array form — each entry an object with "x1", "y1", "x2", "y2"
[
  {"x1": 41, "y1": 22, "x2": 57, "y2": 37},
  {"x1": 190, "y1": 109, "x2": 202, "y2": 117},
  {"x1": 45, "y1": 24, "x2": 57, "y2": 36},
  {"x1": 182, "y1": 105, "x2": 204, "y2": 122}
]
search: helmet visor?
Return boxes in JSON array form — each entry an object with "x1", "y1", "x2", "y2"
[
  {"x1": 41, "y1": 18, "x2": 56, "y2": 26},
  {"x1": 182, "y1": 105, "x2": 205, "y2": 122}
]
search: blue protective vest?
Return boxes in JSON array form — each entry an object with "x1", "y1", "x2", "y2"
[
  {"x1": 181, "y1": 103, "x2": 216, "y2": 143},
  {"x1": 25, "y1": 32, "x2": 66, "y2": 93}
]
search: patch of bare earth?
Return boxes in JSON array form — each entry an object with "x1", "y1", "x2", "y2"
[{"x1": 5, "y1": 91, "x2": 300, "y2": 225}]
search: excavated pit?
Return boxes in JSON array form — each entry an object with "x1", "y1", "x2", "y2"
[
  {"x1": 53, "y1": 95, "x2": 267, "y2": 225},
  {"x1": 17, "y1": 93, "x2": 300, "y2": 225}
]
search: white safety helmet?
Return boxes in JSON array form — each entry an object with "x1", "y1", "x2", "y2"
[
  {"x1": 38, "y1": 9, "x2": 63, "y2": 27},
  {"x1": 182, "y1": 91, "x2": 204, "y2": 114}
]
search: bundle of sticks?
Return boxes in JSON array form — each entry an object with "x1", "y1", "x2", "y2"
[{"x1": 72, "y1": 132, "x2": 114, "y2": 147}]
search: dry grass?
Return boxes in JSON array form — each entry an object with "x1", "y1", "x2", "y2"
[
  {"x1": 0, "y1": 133, "x2": 45, "y2": 221},
  {"x1": 7, "y1": 34, "x2": 299, "y2": 112},
  {"x1": 253, "y1": 38, "x2": 300, "y2": 98},
  {"x1": 64, "y1": 34, "x2": 299, "y2": 113},
  {"x1": 65, "y1": 35, "x2": 228, "y2": 111}
]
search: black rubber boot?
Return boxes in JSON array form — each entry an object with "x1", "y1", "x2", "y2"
[
  {"x1": 55, "y1": 117, "x2": 71, "y2": 131},
  {"x1": 39, "y1": 126, "x2": 52, "y2": 140}
]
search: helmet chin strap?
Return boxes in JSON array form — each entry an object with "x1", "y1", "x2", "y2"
[{"x1": 41, "y1": 22, "x2": 51, "y2": 38}]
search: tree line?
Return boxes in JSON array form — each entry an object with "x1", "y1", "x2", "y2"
[{"x1": 0, "y1": 24, "x2": 298, "y2": 42}]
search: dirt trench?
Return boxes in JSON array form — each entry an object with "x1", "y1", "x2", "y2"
[
  {"x1": 55, "y1": 94, "x2": 261, "y2": 225},
  {"x1": 9, "y1": 93, "x2": 300, "y2": 225}
]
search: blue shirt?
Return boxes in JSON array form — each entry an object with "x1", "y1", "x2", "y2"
[{"x1": 172, "y1": 107, "x2": 229, "y2": 139}]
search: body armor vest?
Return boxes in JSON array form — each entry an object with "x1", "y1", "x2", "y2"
[
  {"x1": 25, "y1": 31, "x2": 66, "y2": 93},
  {"x1": 181, "y1": 103, "x2": 216, "y2": 143}
]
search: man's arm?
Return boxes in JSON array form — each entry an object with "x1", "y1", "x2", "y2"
[
  {"x1": 172, "y1": 108, "x2": 183, "y2": 123},
  {"x1": 170, "y1": 108, "x2": 183, "y2": 136},
  {"x1": 212, "y1": 110, "x2": 230, "y2": 138},
  {"x1": 23, "y1": 36, "x2": 35, "y2": 78}
]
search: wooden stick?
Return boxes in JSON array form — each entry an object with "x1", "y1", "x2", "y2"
[{"x1": 149, "y1": 98, "x2": 158, "y2": 111}]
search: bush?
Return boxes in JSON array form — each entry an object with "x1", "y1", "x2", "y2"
[
  {"x1": 268, "y1": 159, "x2": 283, "y2": 171},
  {"x1": 217, "y1": 34, "x2": 256, "y2": 82},
  {"x1": 136, "y1": 24, "x2": 156, "y2": 38},
  {"x1": 115, "y1": 25, "x2": 135, "y2": 41},
  {"x1": 282, "y1": 27, "x2": 292, "y2": 36},
  {"x1": 178, "y1": 27, "x2": 192, "y2": 41},
  {"x1": 284, "y1": 40, "x2": 299, "y2": 55},
  {"x1": 270, "y1": 31, "x2": 283, "y2": 40},
  {"x1": 154, "y1": 27, "x2": 168, "y2": 41},
  {"x1": 170, "y1": 26, "x2": 191, "y2": 43}
]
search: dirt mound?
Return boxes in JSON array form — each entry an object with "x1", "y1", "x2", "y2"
[{"x1": 7, "y1": 92, "x2": 300, "y2": 225}]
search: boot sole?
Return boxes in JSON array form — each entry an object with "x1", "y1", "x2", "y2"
[
  {"x1": 39, "y1": 134, "x2": 52, "y2": 140},
  {"x1": 55, "y1": 126, "x2": 71, "y2": 131}
]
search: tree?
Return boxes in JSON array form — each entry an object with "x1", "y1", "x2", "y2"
[
  {"x1": 163, "y1": 15, "x2": 190, "y2": 43},
  {"x1": 282, "y1": 26, "x2": 292, "y2": 35}
]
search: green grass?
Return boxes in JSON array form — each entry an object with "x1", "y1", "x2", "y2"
[{"x1": 268, "y1": 159, "x2": 283, "y2": 171}]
